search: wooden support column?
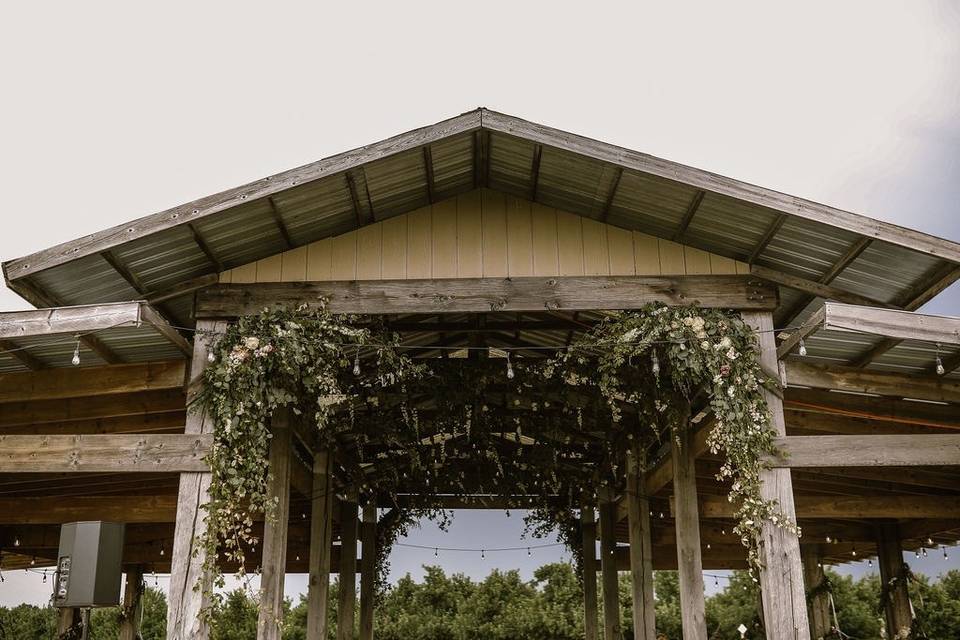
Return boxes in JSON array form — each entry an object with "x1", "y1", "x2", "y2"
[
  {"x1": 580, "y1": 508, "x2": 599, "y2": 640},
  {"x1": 599, "y1": 495, "x2": 622, "y2": 640},
  {"x1": 57, "y1": 607, "x2": 81, "y2": 639},
  {"x1": 337, "y1": 492, "x2": 359, "y2": 640},
  {"x1": 119, "y1": 566, "x2": 144, "y2": 640},
  {"x1": 672, "y1": 410, "x2": 707, "y2": 640},
  {"x1": 257, "y1": 406, "x2": 294, "y2": 640},
  {"x1": 801, "y1": 547, "x2": 830, "y2": 640},
  {"x1": 626, "y1": 446, "x2": 655, "y2": 640},
  {"x1": 742, "y1": 311, "x2": 811, "y2": 640},
  {"x1": 167, "y1": 319, "x2": 223, "y2": 640},
  {"x1": 359, "y1": 501, "x2": 377, "y2": 640},
  {"x1": 306, "y1": 450, "x2": 335, "y2": 640},
  {"x1": 876, "y1": 523, "x2": 912, "y2": 638}
]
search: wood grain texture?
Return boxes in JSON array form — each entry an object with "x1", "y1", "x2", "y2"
[
  {"x1": 119, "y1": 567, "x2": 144, "y2": 640},
  {"x1": 0, "y1": 495, "x2": 179, "y2": 524},
  {"x1": 580, "y1": 509, "x2": 599, "y2": 640},
  {"x1": 626, "y1": 448, "x2": 656, "y2": 640},
  {"x1": 801, "y1": 547, "x2": 831, "y2": 639},
  {"x1": 672, "y1": 414, "x2": 707, "y2": 640},
  {"x1": 0, "y1": 434, "x2": 210, "y2": 472},
  {"x1": 257, "y1": 408, "x2": 293, "y2": 640},
  {"x1": 0, "y1": 360, "x2": 185, "y2": 403},
  {"x1": 337, "y1": 495, "x2": 359, "y2": 640},
  {"x1": 306, "y1": 451, "x2": 335, "y2": 640},
  {"x1": 785, "y1": 360, "x2": 960, "y2": 403},
  {"x1": 767, "y1": 435, "x2": 960, "y2": 467},
  {"x1": 824, "y1": 301, "x2": 960, "y2": 345},
  {"x1": 359, "y1": 502, "x2": 377, "y2": 640},
  {"x1": 688, "y1": 493, "x2": 960, "y2": 519},
  {"x1": 876, "y1": 523, "x2": 912, "y2": 638},
  {"x1": 0, "y1": 302, "x2": 142, "y2": 339},
  {"x1": 598, "y1": 498, "x2": 622, "y2": 640}
]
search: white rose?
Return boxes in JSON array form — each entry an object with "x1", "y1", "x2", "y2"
[{"x1": 244, "y1": 336, "x2": 260, "y2": 350}]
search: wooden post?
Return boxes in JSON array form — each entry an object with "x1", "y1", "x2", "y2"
[
  {"x1": 626, "y1": 446, "x2": 655, "y2": 640},
  {"x1": 801, "y1": 547, "x2": 830, "y2": 639},
  {"x1": 119, "y1": 566, "x2": 144, "y2": 640},
  {"x1": 742, "y1": 311, "x2": 811, "y2": 640},
  {"x1": 672, "y1": 408, "x2": 708, "y2": 640},
  {"x1": 306, "y1": 450, "x2": 335, "y2": 640},
  {"x1": 599, "y1": 495, "x2": 622, "y2": 640},
  {"x1": 580, "y1": 508, "x2": 599, "y2": 640},
  {"x1": 337, "y1": 492, "x2": 359, "y2": 640},
  {"x1": 167, "y1": 318, "x2": 225, "y2": 640},
  {"x1": 57, "y1": 608, "x2": 81, "y2": 639},
  {"x1": 256, "y1": 406, "x2": 294, "y2": 640},
  {"x1": 359, "y1": 501, "x2": 377, "y2": 640},
  {"x1": 876, "y1": 522, "x2": 912, "y2": 638}
]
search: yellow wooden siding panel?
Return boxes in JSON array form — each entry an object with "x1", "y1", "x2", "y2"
[
  {"x1": 306, "y1": 238, "x2": 333, "y2": 280},
  {"x1": 481, "y1": 189, "x2": 508, "y2": 277},
  {"x1": 381, "y1": 215, "x2": 407, "y2": 279},
  {"x1": 357, "y1": 223, "x2": 383, "y2": 280},
  {"x1": 432, "y1": 198, "x2": 458, "y2": 278},
  {"x1": 255, "y1": 254, "x2": 283, "y2": 282},
  {"x1": 280, "y1": 245, "x2": 308, "y2": 281},
  {"x1": 632, "y1": 232, "x2": 661, "y2": 275},
  {"x1": 505, "y1": 196, "x2": 534, "y2": 277},
  {"x1": 684, "y1": 246, "x2": 712, "y2": 275},
  {"x1": 331, "y1": 231, "x2": 358, "y2": 280},
  {"x1": 658, "y1": 239, "x2": 687, "y2": 275},
  {"x1": 530, "y1": 203, "x2": 559, "y2": 276},
  {"x1": 581, "y1": 218, "x2": 610, "y2": 276},
  {"x1": 219, "y1": 269, "x2": 233, "y2": 284},
  {"x1": 709, "y1": 254, "x2": 737, "y2": 275},
  {"x1": 606, "y1": 226, "x2": 635, "y2": 276},
  {"x1": 232, "y1": 261, "x2": 257, "y2": 283},
  {"x1": 406, "y1": 206, "x2": 432, "y2": 279},
  {"x1": 735, "y1": 260, "x2": 750, "y2": 275},
  {"x1": 555, "y1": 210, "x2": 584, "y2": 276},
  {"x1": 457, "y1": 191, "x2": 483, "y2": 277}
]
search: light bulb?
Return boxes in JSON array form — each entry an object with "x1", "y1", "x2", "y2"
[
  {"x1": 798, "y1": 338, "x2": 807, "y2": 357},
  {"x1": 868, "y1": 559, "x2": 873, "y2": 567},
  {"x1": 651, "y1": 351, "x2": 660, "y2": 375},
  {"x1": 916, "y1": 551, "x2": 921, "y2": 559},
  {"x1": 825, "y1": 536, "x2": 832, "y2": 544},
  {"x1": 13, "y1": 537, "x2": 20, "y2": 547},
  {"x1": 506, "y1": 353, "x2": 514, "y2": 380},
  {"x1": 30, "y1": 556, "x2": 35, "y2": 566},
  {"x1": 481, "y1": 550, "x2": 485, "y2": 559},
  {"x1": 353, "y1": 347, "x2": 361, "y2": 376},
  {"x1": 926, "y1": 537, "x2": 934, "y2": 546},
  {"x1": 434, "y1": 548, "x2": 438, "y2": 557},
  {"x1": 527, "y1": 548, "x2": 531, "y2": 557},
  {"x1": 207, "y1": 351, "x2": 216, "y2": 363},
  {"x1": 71, "y1": 338, "x2": 81, "y2": 366},
  {"x1": 922, "y1": 548, "x2": 928, "y2": 557}
]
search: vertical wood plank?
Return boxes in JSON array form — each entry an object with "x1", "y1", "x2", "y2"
[
  {"x1": 359, "y1": 502, "x2": 377, "y2": 640},
  {"x1": 607, "y1": 226, "x2": 636, "y2": 276},
  {"x1": 357, "y1": 223, "x2": 383, "y2": 281},
  {"x1": 406, "y1": 206, "x2": 433, "y2": 279},
  {"x1": 556, "y1": 210, "x2": 585, "y2": 276},
  {"x1": 119, "y1": 567, "x2": 144, "y2": 640},
  {"x1": 306, "y1": 451, "x2": 335, "y2": 640},
  {"x1": 331, "y1": 231, "x2": 358, "y2": 280},
  {"x1": 683, "y1": 247, "x2": 712, "y2": 275},
  {"x1": 673, "y1": 409, "x2": 708, "y2": 640},
  {"x1": 256, "y1": 254, "x2": 283, "y2": 283},
  {"x1": 531, "y1": 204, "x2": 559, "y2": 276},
  {"x1": 507, "y1": 197, "x2": 534, "y2": 277},
  {"x1": 257, "y1": 407, "x2": 293, "y2": 640},
  {"x1": 801, "y1": 546, "x2": 831, "y2": 639},
  {"x1": 708, "y1": 253, "x2": 737, "y2": 275},
  {"x1": 167, "y1": 319, "x2": 224, "y2": 640},
  {"x1": 58, "y1": 608, "x2": 81, "y2": 637},
  {"x1": 431, "y1": 198, "x2": 458, "y2": 278},
  {"x1": 741, "y1": 311, "x2": 811, "y2": 640},
  {"x1": 627, "y1": 447, "x2": 655, "y2": 640},
  {"x1": 658, "y1": 239, "x2": 687, "y2": 275},
  {"x1": 380, "y1": 216, "x2": 408, "y2": 279},
  {"x1": 231, "y1": 261, "x2": 257, "y2": 284},
  {"x1": 280, "y1": 245, "x2": 308, "y2": 282},
  {"x1": 632, "y1": 232, "x2": 662, "y2": 275},
  {"x1": 877, "y1": 523, "x2": 912, "y2": 638},
  {"x1": 481, "y1": 189, "x2": 508, "y2": 277},
  {"x1": 599, "y1": 497, "x2": 622, "y2": 640},
  {"x1": 735, "y1": 260, "x2": 751, "y2": 275},
  {"x1": 306, "y1": 239, "x2": 334, "y2": 281},
  {"x1": 456, "y1": 191, "x2": 483, "y2": 277},
  {"x1": 581, "y1": 218, "x2": 610, "y2": 276},
  {"x1": 337, "y1": 493, "x2": 359, "y2": 640},
  {"x1": 580, "y1": 508, "x2": 599, "y2": 640}
]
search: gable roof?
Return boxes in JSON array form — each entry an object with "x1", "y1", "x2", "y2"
[{"x1": 3, "y1": 108, "x2": 959, "y2": 331}]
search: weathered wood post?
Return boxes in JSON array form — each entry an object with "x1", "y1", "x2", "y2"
[
  {"x1": 167, "y1": 318, "x2": 225, "y2": 640},
  {"x1": 57, "y1": 607, "x2": 81, "y2": 638},
  {"x1": 876, "y1": 522, "x2": 912, "y2": 638},
  {"x1": 801, "y1": 546, "x2": 830, "y2": 639},
  {"x1": 626, "y1": 446, "x2": 656, "y2": 640},
  {"x1": 119, "y1": 566, "x2": 144, "y2": 640},
  {"x1": 337, "y1": 491, "x2": 359, "y2": 640},
  {"x1": 359, "y1": 501, "x2": 377, "y2": 640},
  {"x1": 599, "y1": 492, "x2": 622, "y2": 640},
  {"x1": 741, "y1": 311, "x2": 810, "y2": 640},
  {"x1": 256, "y1": 406, "x2": 294, "y2": 640},
  {"x1": 672, "y1": 404, "x2": 708, "y2": 640},
  {"x1": 306, "y1": 450, "x2": 335, "y2": 640},
  {"x1": 580, "y1": 508, "x2": 599, "y2": 640}
]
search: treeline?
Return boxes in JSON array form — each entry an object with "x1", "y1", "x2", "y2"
[{"x1": 2, "y1": 564, "x2": 959, "y2": 639}]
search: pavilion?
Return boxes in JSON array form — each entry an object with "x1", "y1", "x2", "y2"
[{"x1": 2, "y1": 108, "x2": 959, "y2": 640}]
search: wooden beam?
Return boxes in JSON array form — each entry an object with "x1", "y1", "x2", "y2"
[
  {"x1": 686, "y1": 494, "x2": 960, "y2": 519},
  {"x1": 258, "y1": 408, "x2": 293, "y2": 640},
  {"x1": 747, "y1": 214, "x2": 788, "y2": 264},
  {"x1": 673, "y1": 190, "x2": 706, "y2": 242},
  {"x1": 598, "y1": 497, "x2": 622, "y2": 640},
  {"x1": 766, "y1": 435, "x2": 960, "y2": 467},
  {"x1": 823, "y1": 301, "x2": 960, "y2": 346},
  {"x1": 777, "y1": 306, "x2": 824, "y2": 360},
  {"x1": 580, "y1": 508, "x2": 599, "y2": 640},
  {"x1": 139, "y1": 304, "x2": 193, "y2": 357},
  {"x1": 626, "y1": 447, "x2": 655, "y2": 640},
  {"x1": 529, "y1": 144, "x2": 543, "y2": 201},
  {"x1": 422, "y1": 146, "x2": 436, "y2": 203},
  {"x1": 359, "y1": 501, "x2": 377, "y2": 640},
  {"x1": 196, "y1": 275, "x2": 778, "y2": 318},
  {"x1": 801, "y1": 547, "x2": 830, "y2": 639},
  {"x1": 749, "y1": 264, "x2": 889, "y2": 309},
  {"x1": 0, "y1": 412, "x2": 185, "y2": 436},
  {"x1": 147, "y1": 273, "x2": 219, "y2": 306},
  {"x1": 785, "y1": 360, "x2": 960, "y2": 403},
  {"x1": 337, "y1": 493, "x2": 359, "y2": 640},
  {"x1": 600, "y1": 167, "x2": 624, "y2": 223},
  {"x1": 0, "y1": 434, "x2": 210, "y2": 472},
  {"x1": 0, "y1": 338, "x2": 45, "y2": 370},
  {"x1": 783, "y1": 387, "x2": 960, "y2": 429},
  {"x1": 0, "y1": 302, "x2": 143, "y2": 340},
  {"x1": 876, "y1": 523, "x2": 912, "y2": 638},
  {"x1": 742, "y1": 311, "x2": 810, "y2": 640},
  {"x1": 306, "y1": 451, "x2": 335, "y2": 640},
  {"x1": 119, "y1": 566, "x2": 144, "y2": 640},
  {"x1": 0, "y1": 389, "x2": 185, "y2": 428},
  {"x1": 187, "y1": 223, "x2": 224, "y2": 272},
  {"x1": 267, "y1": 197, "x2": 294, "y2": 250},
  {"x1": 672, "y1": 415, "x2": 707, "y2": 640},
  {"x1": 0, "y1": 360, "x2": 186, "y2": 403},
  {"x1": 0, "y1": 495, "x2": 179, "y2": 524}
]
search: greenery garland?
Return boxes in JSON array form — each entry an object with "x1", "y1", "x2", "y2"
[{"x1": 194, "y1": 302, "x2": 791, "y2": 610}]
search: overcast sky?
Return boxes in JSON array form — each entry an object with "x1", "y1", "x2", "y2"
[{"x1": 1, "y1": 0, "x2": 959, "y2": 608}]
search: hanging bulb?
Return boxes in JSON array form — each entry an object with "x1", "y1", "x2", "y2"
[
  {"x1": 30, "y1": 556, "x2": 36, "y2": 566},
  {"x1": 651, "y1": 351, "x2": 660, "y2": 376},
  {"x1": 295, "y1": 554, "x2": 300, "y2": 562},
  {"x1": 72, "y1": 336, "x2": 81, "y2": 366},
  {"x1": 868, "y1": 558, "x2": 873, "y2": 567},
  {"x1": 944, "y1": 549, "x2": 950, "y2": 561},
  {"x1": 706, "y1": 543, "x2": 711, "y2": 550},
  {"x1": 506, "y1": 352, "x2": 515, "y2": 380},
  {"x1": 825, "y1": 536, "x2": 832, "y2": 544},
  {"x1": 798, "y1": 338, "x2": 807, "y2": 357},
  {"x1": 659, "y1": 512, "x2": 664, "y2": 519},
  {"x1": 714, "y1": 577, "x2": 719, "y2": 587},
  {"x1": 353, "y1": 347, "x2": 361, "y2": 376},
  {"x1": 926, "y1": 537, "x2": 934, "y2": 546},
  {"x1": 527, "y1": 548, "x2": 531, "y2": 557},
  {"x1": 481, "y1": 549, "x2": 485, "y2": 559},
  {"x1": 817, "y1": 562, "x2": 822, "y2": 569},
  {"x1": 43, "y1": 572, "x2": 47, "y2": 583},
  {"x1": 721, "y1": 529, "x2": 727, "y2": 536},
  {"x1": 851, "y1": 546, "x2": 857, "y2": 557},
  {"x1": 13, "y1": 537, "x2": 20, "y2": 547},
  {"x1": 207, "y1": 351, "x2": 216, "y2": 363},
  {"x1": 915, "y1": 550, "x2": 921, "y2": 559},
  {"x1": 936, "y1": 344, "x2": 946, "y2": 376},
  {"x1": 434, "y1": 548, "x2": 438, "y2": 557}
]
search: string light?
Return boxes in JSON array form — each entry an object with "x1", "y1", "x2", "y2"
[
  {"x1": 943, "y1": 548, "x2": 950, "y2": 561},
  {"x1": 434, "y1": 548, "x2": 438, "y2": 557},
  {"x1": 207, "y1": 351, "x2": 216, "y2": 363},
  {"x1": 825, "y1": 536, "x2": 832, "y2": 544},
  {"x1": 868, "y1": 558, "x2": 873, "y2": 567},
  {"x1": 353, "y1": 347, "x2": 361, "y2": 376},
  {"x1": 13, "y1": 537, "x2": 20, "y2": 547},
  {"x1": 159, "y1": 542, "x2": 165, "y2": 557},
  {"x1": 506, "y1": 352, "x2": 515, "y2": 380},
  {"x1": 30, "y1": 555, "x2": 36, "y2": 566},
  {"x1": 71, "y1": 335, "x2": 81, "y2": 366},
  {"x1": 851, "y1": 544, "x2": 857, "y2": 558},
  {"x1": 935, "y1": 343, "x2": 945, "y2": 376},
  {"x1": 922, "y1": 548, "x2": 928, "y2": 558},
  {"x1": 915, "y1": 550, "x2": 921, "y2": 559},
  {"x1": 481, "y1": 549, "x2": 485, "y2": 559},
  {"x1": 798, "y1": 338, "x2": 807, "y2": 357},
  {"x1": 651, "y1": 351, "x2": 660, "y2": 376}
]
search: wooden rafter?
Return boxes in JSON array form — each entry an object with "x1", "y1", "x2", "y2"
[
  {"x1": 0, "y1": 338, "x2": 45, "y2": 370},
  {"x1": 785, "y1": 360, "x2": 960, "y2": 403},
  {"x1": 529, "y1": 143, "x2": 543, "y2": 201},
  {"x1": 0, "y1": 434, "x2": 212, "y2": 473},
  {"x1": 747, "y1": 213, "x2": 788, "y2": 264},
  {"x1": 422, "y1": 145, "x2": 436, "y2": 203},
  {"x1": 186, "y1": 222, "x2": 224, "y2": 272},
  {"x1": 766, "y1": 435, "x2": 960, "y2": 467},
  {"x1": 345, "y1": 171, "x2": 365, "y2": 227},
  {"x1": 749, "y1": 264, "x2": 889, "y2": 309},
  {"x1": 147, "y1": 273, "x2": 219, "y2": 305},
  {"x1": 599, "y1": 167, "x2": 624, "y2": 223},
  {"x1": 267, "y1": 197, "x2": 294, "y2": 250},
  {"x1": 672, "y1": 190, "x2": 706, "y2": 242}
]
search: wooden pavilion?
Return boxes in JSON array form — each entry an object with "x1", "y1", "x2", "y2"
[{"x1": 2, "y1": 108, "x2": 960, "y2": 640}]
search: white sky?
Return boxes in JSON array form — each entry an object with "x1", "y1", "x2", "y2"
[{"x1": 1, "y1": 0, "x2": 959, "y2": 607}]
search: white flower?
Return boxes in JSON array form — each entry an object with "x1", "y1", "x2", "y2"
[
  {"x1": 720, "y1": 336, "x2": 732, "y2": 349},
  {"x1": 726, "y1": 347, "x2": 739, "y2": 360},
  {"x1": 243, "y1": 336, "x2": 260, "y2": 350},
  {"x1": 620, "y1": 328, "x2": 640, "y2": 342},
  {"x1": 700, "y1": 340, "x2": 710, "y2": 350}
]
